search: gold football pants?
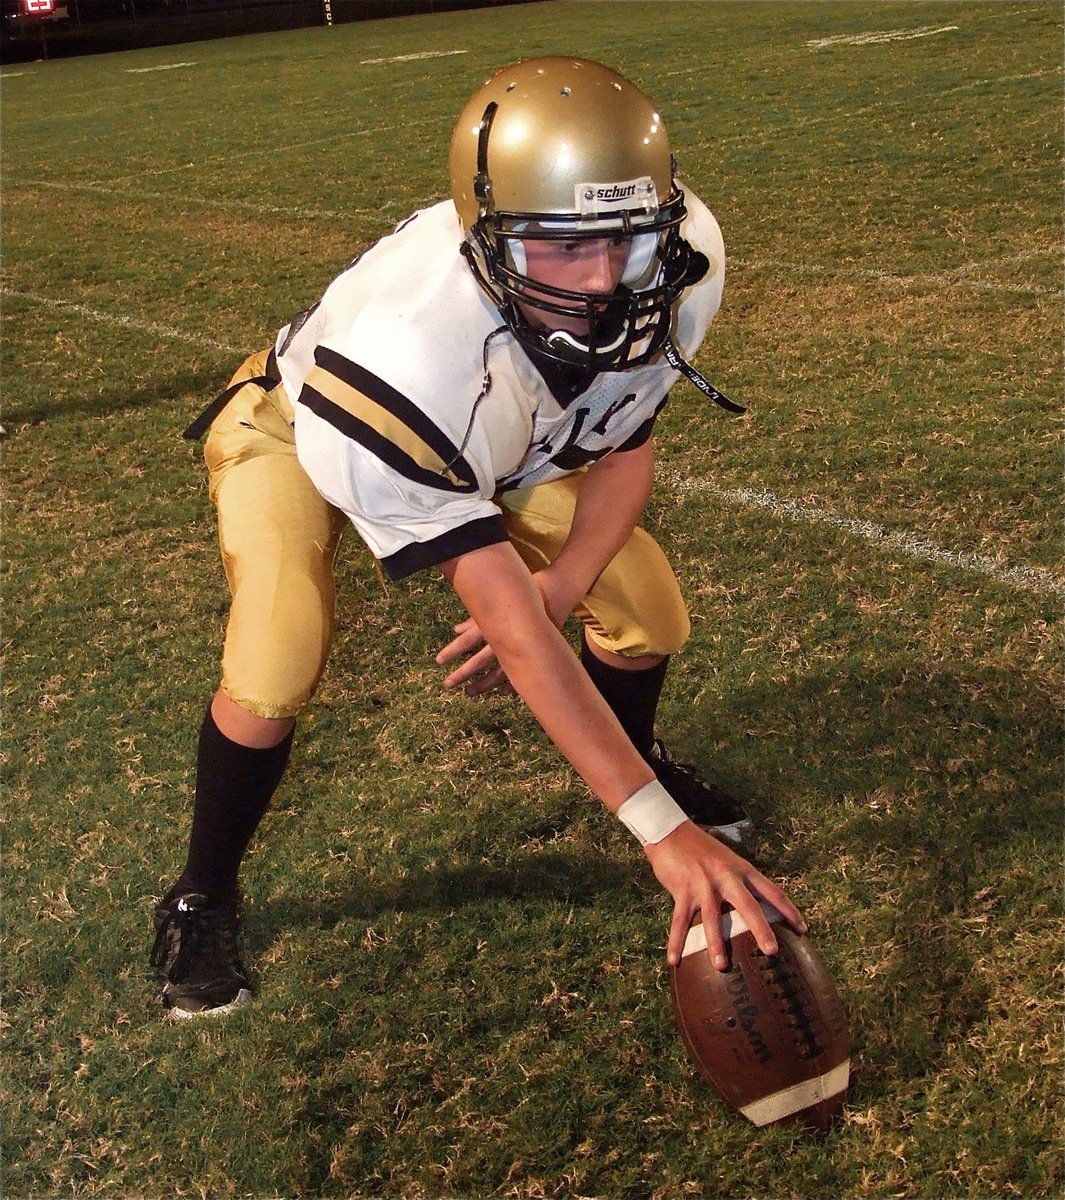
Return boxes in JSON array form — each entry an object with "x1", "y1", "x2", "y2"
[{"x1": 204, "y1": 352, "x2": 690, "y2": 719}]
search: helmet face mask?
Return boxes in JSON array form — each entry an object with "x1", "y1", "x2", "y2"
[
  {"x1": 449, "y1": 57, "x2": 704, "y2": 371},
  {"x1": 467, "y1": 198, "x2": 689, "y2": 370}
]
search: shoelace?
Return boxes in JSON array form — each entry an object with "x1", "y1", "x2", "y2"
[
  {"x1": 149, "y1": 905, "x2": 197, "y2": 982},
  {"x1": 150, "y1": 902, "x2": 236, "y2": 983},
  {"x1": 651, "y1": 741, "x2": 742, "y2": 812}
]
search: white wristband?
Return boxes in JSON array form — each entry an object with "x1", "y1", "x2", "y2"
[{"x1": 616, "y1": 780, "x2": 688, "y2": 846}]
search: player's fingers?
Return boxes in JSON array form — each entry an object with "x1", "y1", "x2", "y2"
[
  {"x1": 666, "y1": 902, "x2": 694, "y2": 968},
  {"x1": 441, "y1": 644, "x2": 498, "y2": 690},
  {"x1": 726, "y1": 887, "x2": 780, "y2": 959},
  {"x1": 749, "y1": 876, "x2": 808, "y2": 938},
  {"x1": 668, "y1": 899, "x2": 729, "y2": 972},
  {"x1": 463, "y1": 662, "x2": 509, "y2": 696},
  {"x1": 697, "y1": 903, "x2": 729, "y2": 972},
  {"x1": 435, "y1": 618, "x2": 485, "y2": 665}
]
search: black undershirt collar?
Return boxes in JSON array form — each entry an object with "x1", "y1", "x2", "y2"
[{"x1": 522, "y1": 344, "x2": 598, "y2": 407}]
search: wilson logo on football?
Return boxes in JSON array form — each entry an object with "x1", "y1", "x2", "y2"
[{"x1": 724, "y1": 970, "x2": 774, "y2": 1065}]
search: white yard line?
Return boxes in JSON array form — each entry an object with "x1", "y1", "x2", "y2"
[
  {"x1": 28, "y1": 53, "x2": 1055, "y2": 197},
  {"x1": 125, "y1": 62, "x2": 197, "y2": 74},
  {"x1": 730, "y1": 251, "x2": 1061, "y2": 298},
  {"x1": 166, "y1": 64, "x2": 1047, "y2": 180},
  {"x1": 99, "y1": 115, "x2": 444, "y2": 186},
  {"x1": 806, "y1": 26, "x2": 959, "y2": 50},
  {"x1": 359, "y1": 49, "x2": 467, "y2": 65},
  {"x1": 698, "y1": 68, "x2": 1062, "y2": 150},
  {"x1": 5, "y1": 35, "x2": 1057, "y2": 598},
  {"x1": 16, "y1": 171, "x2": 1057, "y2": 294},
  {"x1": 16, "y1": 178, "x2": 374, "y2": 224},
  {"x1": 662, "y1": 471, "x2": 1063, "y2": 600},
  {"x1": 4, "y1": 285, "x2": 1058, "y2": 600},
  {"x1": 2, "y1": 289, "x2": 243, "y2": 354},
  {"x1": 10, "y1": 179, "x2": 1055, "y2": 295}
]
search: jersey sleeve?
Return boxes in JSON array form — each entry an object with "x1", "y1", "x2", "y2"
[
  {"x1": 293, "y1": 344, "x2": 508, "y2": 580},
  {"x1": 615, "y1": 393, "x2": 670, "y2": 453}
]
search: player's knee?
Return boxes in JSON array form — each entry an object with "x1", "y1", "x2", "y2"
[
  {"x1": 220, "y1": 636, "x2": 327, "y2": 718},
  {"x1": 218, "y1": 677, "x2": 318, "y2": 721},
  {"x1": 587, "y1": 530, "x2": 690, "y2": 657},
  {"x1": 221, "y1": 572, "x2": 335, "y2": 719},
  {"x1": 594, "y1": 603, "x2": 689, "y2": 659}
]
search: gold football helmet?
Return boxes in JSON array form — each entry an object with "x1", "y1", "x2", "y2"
[{"x1": 449, "y1": 57, "x2": 708, "y2": 371}]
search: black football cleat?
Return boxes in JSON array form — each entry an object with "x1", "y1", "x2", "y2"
[
  {"x1": 646, "y1": 739, "x2": 755, "y2": 848},
  {"x1": 149, "y1": 890, "x2": 252, "y2": 1019}
]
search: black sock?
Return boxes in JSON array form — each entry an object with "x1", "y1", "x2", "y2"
[
  {"x1": 171, "y1": 705, "x2": 294, "y2": 902},
  {"x1": 580, "y1": 637, "x2": 668, "y2": 760}
]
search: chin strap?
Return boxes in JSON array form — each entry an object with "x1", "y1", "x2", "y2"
[{"x1": 662, "y1": 337, "x2": 746, "y2": 414}]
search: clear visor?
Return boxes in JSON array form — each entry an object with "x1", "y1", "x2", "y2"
[{"x1": 504, "y1": 218, "x2": 664, "y2": 290}]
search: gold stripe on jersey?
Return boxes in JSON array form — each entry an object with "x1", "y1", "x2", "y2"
[{"x1": 300, "y1": 349, "x2": 476, "y2": 493}]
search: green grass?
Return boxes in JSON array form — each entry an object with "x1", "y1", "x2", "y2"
[{"x1": 3, "y1": 2, "x2": 1062, "y2": 1196}]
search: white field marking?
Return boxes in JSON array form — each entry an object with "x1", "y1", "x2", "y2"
[
  {"x1": 1, "y1": 72, "x2": 28, "y2": 80},
  {"x1": 694, "y1": 68, "x2": 1061, "y2": 149},
  {"x1": 945, "y1": 246, "x2": 1060, "y2": 277},
  {"x1": 662, "y1": 471, "x2": 1065, "y2": 600},
  {"x1": 69, "y1": 59, "x2": 1057, "y2": 191},
  {"x1": 15, "y1": 173, "x2": 1054, "y2": 297},
  {"x1": 359, "y1": 49, "x2": 468, "y2": 65},
  {"x1": 15, "y1": 176, "x2": 1056, "y2": 296},
  {"x1": 2, "y1": 289, "x2": 243, "y2": 354},
  {"x1": 126, "y1": 62, "x2": 196, "y2": 74},
  {"x1": 15, "y1": 178, "x2": 375, "y2": 224},
  {"x1": 730, "y1": 248, "x2": 1062, "y2": 298},
  {"x1": 807, "y1": 26, "x2": 959, "y2": 50}
]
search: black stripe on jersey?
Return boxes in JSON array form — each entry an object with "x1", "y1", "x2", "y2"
[
  {"x1": 299, "y1": 354, "x2": 478, "y2": 495},
  {"x1": 382, "y1": 514, "x2": 509, "y2": 580},
  {"x1": 316, "y1": 346, "x2": 478, "y2": 489}
]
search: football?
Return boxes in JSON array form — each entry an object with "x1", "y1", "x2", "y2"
[{"x1": 669, "y1": 902, "x2": 850, "y2": 1131}]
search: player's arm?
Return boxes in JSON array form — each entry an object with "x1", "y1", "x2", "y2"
[
  {"x1": 439, "y1": 539, "x2": 805, "y2": 967},
  {"x1": 437, "y1": 439, "x2": 656, "y2": 693},
  {"x1": 441, "y1": 539, "x2": 651, "y2": 807},
  {"x1": 536, "y1": 437, "x2": 655, "y2": 625}
]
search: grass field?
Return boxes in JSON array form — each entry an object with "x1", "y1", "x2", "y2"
[{"x1": 2, "y1": 2, "x2": 1062, "y2": 1196}]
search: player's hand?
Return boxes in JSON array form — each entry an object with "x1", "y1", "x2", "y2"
[
  {"x1": 530, "y1": 564, "x2": 586, "y2": 631},
  {"x1": 436, "y1": 616, "x2": 511, "y2": 696},
  {"x1": 435, "y1": 567, "x2": 581, "y2": 697},
  {"x1": 642, "y1": 821, "x2": 807, "y2": 971}
]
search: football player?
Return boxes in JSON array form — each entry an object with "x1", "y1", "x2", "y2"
[{"x1": 150, "y1": 57, "x2": 807, "y2": 1018}]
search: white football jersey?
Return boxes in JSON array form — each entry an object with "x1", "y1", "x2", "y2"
[{"x1": 278, "y1": 190, "x2": 724, "y2": 579}]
